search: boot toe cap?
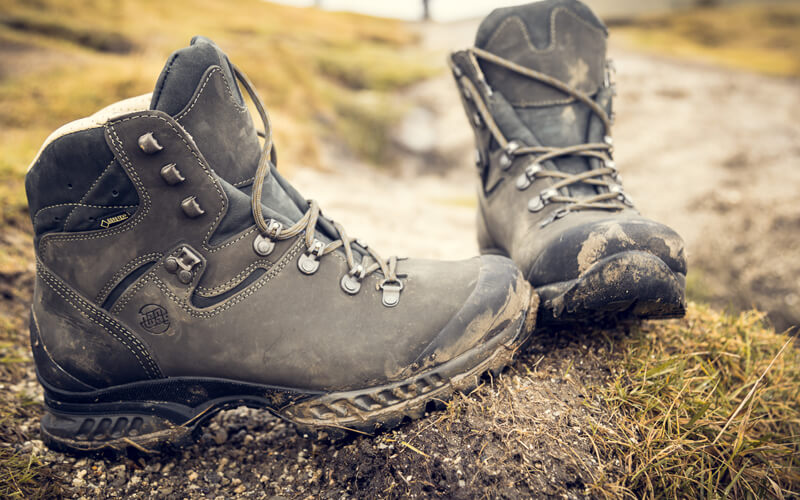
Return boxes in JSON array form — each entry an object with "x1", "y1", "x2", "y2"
[
  {"x1": 527, "y1": 215, "x2": 687, "y2": 286},
  {"x1": 412, "y1": 255, "x2": 532, "y2": 369}
]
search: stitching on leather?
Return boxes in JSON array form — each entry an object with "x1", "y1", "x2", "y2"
[
  {"x1": 175, "y1": 67, "x2": 247, "y2": 121},
  {"x1": 110, "y1": 267, "x2": 158, "y2": 314},
  {"x1": 485, "y1": 8, "x2": 604, "y2": 108},
  {"x1": 63, "y1": 158, "x2": 117, "y2": 229},
  {"x1": 206, "y1": 227, "x2": 257, "y2": 253},
  {"x1": 39, "y1": 120, "x2": 152, "y2": 254},
  {"x1": 233, "y1": 176, "x2": 256, "y2": 187},
  {"x1": 486, "y1": 8, "x2": 604, "y2": 54},
  {"x1": 174, "y1": 67, "x2": 255, "y2": 186},
  {"x1": 40, "y1": 114, "x2": 226, "y2": 258},
  {"x1": 34, "y1": 203, "x2": 137, "y2": 226},
  {"x1": 95, "y1": 252, "x2": 162, "y2": 303},
  {"x1": 195, "y1": 259, "x2": 273, "y2": 295},
  {"x1": 155, "y1": 239, "x2": 304, "y2": 318},
  {"x1": 37, "y1": 263, "x2": 161, "y2": 378}
]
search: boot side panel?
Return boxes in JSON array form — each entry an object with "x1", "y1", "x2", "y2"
[{"x1": 31, "y1": 266, "x2": 162, "y2": 391}]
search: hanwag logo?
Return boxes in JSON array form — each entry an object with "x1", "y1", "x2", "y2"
[
  {"x1": 100, "y1": 212, "x2": 130, "y2": 229},
  {"x1": 139, "y1": 304, "x2": 170, "y2": 334}
]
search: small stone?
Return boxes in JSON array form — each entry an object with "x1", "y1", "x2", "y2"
[
  {"x1": 234, "y1": 485, "x2": 246, "y2": 494},
  {"x1": 213, "y1": 429, "x2": 228, "y2": 446},
  {"x1": 188, "y1": 471, "x2": 199, "y2": 482}
]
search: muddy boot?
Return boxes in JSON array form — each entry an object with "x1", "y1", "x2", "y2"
[
  {"x1": 26, "y1": 37, "x2": 535, "y2": 454},
  {"x1": 449, "y1": 0, "x2": 686, "y2": 326}
]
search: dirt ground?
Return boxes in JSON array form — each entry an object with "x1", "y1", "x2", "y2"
[{"x1": 2, "y1": 18, "x2": 799, "y2": 499}]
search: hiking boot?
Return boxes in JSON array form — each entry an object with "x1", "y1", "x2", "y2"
[
  {"x1": 449, "y1": 0, "x2": 686, "y2": 326},
  {"x1": 25, "y1": 37, "x2": 535, "y2": 454}
]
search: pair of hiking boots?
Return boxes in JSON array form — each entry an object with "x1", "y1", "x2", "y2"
[{"x1": 25, "y1": 0, "x2": 686, "y2": 453}]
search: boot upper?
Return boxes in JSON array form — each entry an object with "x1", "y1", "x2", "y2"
[
  {"x1": 25, "y1": 38, "x2": 531, "y2": 392},
  {"x1": 450, "y1": 0, "x2": 687, "y2": 287}
]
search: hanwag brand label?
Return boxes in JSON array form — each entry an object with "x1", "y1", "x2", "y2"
[
  {"x1": 100, "y1": 212, "x2": 130, "y2": 229},
  {"x1": 139, "y1": 304, "x2": 170, "y2": 334}
]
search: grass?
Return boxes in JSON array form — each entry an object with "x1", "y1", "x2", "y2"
[
  {"x1": 613, "y1": 2, "x2": 800, "y2": 77},
  {"x1": 593, "y1": 304, "x2": 800, "y2": 498},
  {"x1": 0, "y1": 0, "x2": 437, "y2": 226}
]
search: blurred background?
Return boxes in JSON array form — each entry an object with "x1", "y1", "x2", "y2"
[{"x1": 0, "y1": 0, "x2": 798, "y2": 330}]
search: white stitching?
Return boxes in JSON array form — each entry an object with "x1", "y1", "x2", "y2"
[
  {"x1": 95, "y1": 252, "x2": 162, "y2": 303},
  {"x1": 37, "y1": 263, "x2": 161, "y2": 378},
  {"x1": 40, "y1": 113, "x2": 227, "y2": 258},
  {"x1": 33, "y1": 203, "x2": 137, "y2": 227},
  {"x1": 485, "y1": 8, "x2": 605, "y2": 107},
  {"x1": 63, "y1": 158, "x2": 117, "y2": 228},
  {"x1": 154, "y1": 239, "x2": 304, "y2": 318},
  {"x1": 175, "y1": 67, "x2": 248, "y2": 121},
  {"x1": 195, "y1": 259, "x2": 272, "y2": 295}
]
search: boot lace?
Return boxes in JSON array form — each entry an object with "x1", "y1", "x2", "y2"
[
  {"x1": 455, "y1": 47, "x2": 632, "y2": 226},
  {"x1": 230, "y1": 64, "x2": 403, "y2": 306}
]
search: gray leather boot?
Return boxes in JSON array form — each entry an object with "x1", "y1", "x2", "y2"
[
  {"x1": 449, "y1": 0, "x2": 686, "y2": 326},
  {"x1": 25, "y1": 37, "x2": 535, "y2": 453}
]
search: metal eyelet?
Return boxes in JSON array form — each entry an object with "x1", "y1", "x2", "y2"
[
  {"x1": 604, "y1": 135, "x2": 613, "y2": 146},
  {"x1": 160, "y1": 163, "x2": 185, "y2": 185},
  {"x1": 472, "y1": 112, "x2": 483, "y2": 128},
  {"x1": 515, "y1": 162, "x2": 542, "y2": 190},
  {"x1": 474, "y1": 148, "x2": 484, "y2": 169},
  {"x1": 180, "y1": 196, "x2": 205, "y2": 218},
  {"x1": 539, "y1": 207, "x2": 570, "y2": 228},
  {"x1": 298, "y1": 239, "x2": 325, "y2": 275},
  {"x1": 253, "y1": 234, "x2": 275, "y2": 257},
  {"x1": 528, "y1": 188, "x2": 558, "y2": 213},
  {"x1": 265, "y1": 220, "x2": 283, "y2": 239},
  {"x1": 610, "y1": 184, "x2": 635, "y2": 206},
  {"x1": 604, "y1": 159, "x2": 620, "y2": 180},
  {"x1": 462, "y1": 86, "x2": 472, "y2": 100},
  {"x1": 499, "y1": 141, "x2": 521, "y2": 170},
  {"x1": 340, "y1": 264, "x2": 366, "y2": 295},
  {"x1": 138, "y1": 132, "x2": 163, "y2": 154},
  {"x1": 379, "y1": 279, "x2": 404, "y2": 307},
  {"x1": 164, "y1": 246, "x2": 201, "y2": 284}
]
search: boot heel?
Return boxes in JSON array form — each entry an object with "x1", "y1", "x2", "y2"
[{"x1": 40, "y1": 406, "x2": 193, "y2": 455}]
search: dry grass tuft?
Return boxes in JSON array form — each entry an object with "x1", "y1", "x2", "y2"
[{"x1": 593, "y1": 304, "x2": 800, "y2": 498}]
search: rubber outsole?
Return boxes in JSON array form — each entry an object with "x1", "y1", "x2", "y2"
[
  {"x1": 39, "y1": 303, "x2": 533, "y2": 456},
  {"x1": 534, "y1": 250, "x2": 686, "y2": 327}
]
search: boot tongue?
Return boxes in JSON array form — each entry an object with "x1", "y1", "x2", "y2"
[
  {"x1": 150, "y1": 36, "x2": 304, "y2": 223},
  {"x1": 475, "y1": 0, "x2": 608, "y2": 194}
]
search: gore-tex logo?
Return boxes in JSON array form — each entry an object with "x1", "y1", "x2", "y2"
[{"x1": 100, "y1": 212, "x2": 129, "y2": 229}]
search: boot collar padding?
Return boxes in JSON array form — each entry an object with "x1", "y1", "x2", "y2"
[{"x1": 27, "y1": 93, "x2": 153, "y2": 171}]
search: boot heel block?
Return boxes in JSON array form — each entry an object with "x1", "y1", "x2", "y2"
[
  {"x1": 38, "y1": 309, "x2": 530, "y2": 454},
  {"x1": 40, "y1": 408, "x2": 191, "y2": 454}
]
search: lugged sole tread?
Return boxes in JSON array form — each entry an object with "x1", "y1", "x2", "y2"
[
  {"x1": 40, "y1": 303, "x2": 534, "y2": 456},
  {"x1": 535, "y1": 250, "x2": 686, "y2": 327}
]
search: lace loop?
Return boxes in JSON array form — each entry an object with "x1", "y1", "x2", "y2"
[
  {"x1": 452, "y1": 47, "x2": 631, "y2": 223},
  {"x1": 230, "y1": 64, "x2": 402, "y2": 300}
]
